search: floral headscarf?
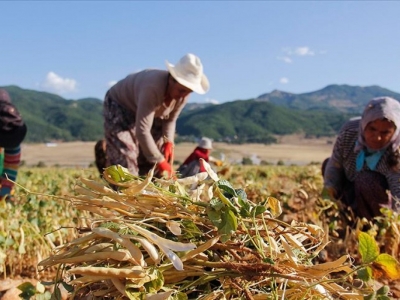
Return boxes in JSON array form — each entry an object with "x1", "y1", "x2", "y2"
[{"x1": 356, "y1": 97, "x2": 400, "y2": 152}]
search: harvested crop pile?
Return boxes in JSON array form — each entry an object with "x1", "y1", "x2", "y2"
[{"x1": 38, "y1": 160, "x2": 384, "y2": 299}]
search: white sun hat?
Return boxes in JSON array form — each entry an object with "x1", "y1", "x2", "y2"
[
  {"x1": 198, "y1": 137, "x2": 213, "y2": 150},
  {"x1": 165, "y1": 53, "x2": 210, "y2": 95}
]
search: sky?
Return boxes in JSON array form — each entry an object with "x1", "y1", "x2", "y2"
[{"x1": 1, "y1": 1, "x2": 400, "y2": 104}]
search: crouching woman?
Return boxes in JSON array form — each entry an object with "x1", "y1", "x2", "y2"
[{"x1": 323, "y1": 96, "x2": 400, "y2": 219}]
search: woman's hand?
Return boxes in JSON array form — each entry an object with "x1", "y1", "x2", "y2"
[
  {"x1": 321, "y1": 186, "x2": 337, "y2": 200},
  {"x1": 157, "y1": 159, "x2": 173, "y2": 178},
  {"x1": 163, "y1": 142, "x2": 174, "y2": 163}
]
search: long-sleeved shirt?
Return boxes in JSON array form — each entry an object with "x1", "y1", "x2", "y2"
[
  {"x1": 181, "y1": 147, "x2": 210, "y2": 173},
  {"x1": 0, "y1": 145, "x2": 21, "y2": 197},
  {"x1": 324, "y1": 118, "x2": 400, "y2": 201},
  {"x1": 108, "y1": 70, "x2": 188, "y2": 164}
]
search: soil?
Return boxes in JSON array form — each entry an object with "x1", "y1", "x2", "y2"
[{"x1": 20, "y1": 135, "x2": 335, "y2": 168}]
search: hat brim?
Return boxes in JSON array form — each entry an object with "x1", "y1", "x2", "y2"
[{"x1": 166, "y1": 61, "x2": 209, "y2": 95}]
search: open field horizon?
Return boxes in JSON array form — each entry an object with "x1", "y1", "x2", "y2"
[{"x1": 20, "y1": 135, "x2": 335, "y2": 168}]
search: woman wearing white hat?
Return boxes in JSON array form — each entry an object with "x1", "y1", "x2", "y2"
[{"x1": 96, "y1": 53, "x2": 209, "y2": 178}]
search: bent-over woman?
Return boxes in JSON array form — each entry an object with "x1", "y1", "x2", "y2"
[
  {"x1": 323, "y1": 96, "x2": 400, "y2": 219},
  {"x1": 96, "y1": 53, "x2": 209, "y2": 178}
]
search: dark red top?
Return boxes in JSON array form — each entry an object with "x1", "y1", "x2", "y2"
[{"x1": 182, "y1": 147, "x2": 210, "y2": 172}]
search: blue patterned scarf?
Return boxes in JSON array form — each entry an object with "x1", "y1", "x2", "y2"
[{"x1": 356, "y1": 147, "x2": 385, "y2": 171}]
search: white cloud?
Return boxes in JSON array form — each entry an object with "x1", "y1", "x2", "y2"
[
  {"x1": 280, "y1": 47, "x2": 316, "y2": 63},
  {"x1": 41, "y1": 72, "x2": 77, "y2": 94},
  {"x1": 108, "y1": 80, "x2": 118, "y2": 88},
  {"x1": 294, "y1": 47, "x2": 314, "y2": 56},
  {"x1": 205, "y1": 98, "x2": 219, "y2": 104},
  {"x1": 279, "y1": 77, "x2": 289, "y2": 84},
  {"x1": 277, "y1": 56, "x2": 292, "y2": 63}
]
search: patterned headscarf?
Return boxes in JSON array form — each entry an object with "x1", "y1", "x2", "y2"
[
  {"x1": 356, "y1": 96, "x2": 400, "y2": 152},
  {"x1": 0, "y1": 89, "x2": 27, "y2": 148}
]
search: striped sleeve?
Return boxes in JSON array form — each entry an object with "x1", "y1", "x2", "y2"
[
  {"x1": 1, "y1": 145, "x2": 21, "y2": 190},
  {"x1": 323, "y1": 120, "x2": 359, "y2": 195}
]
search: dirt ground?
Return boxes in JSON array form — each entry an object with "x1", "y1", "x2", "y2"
[{"x1": 20, "y1": 135, "x2": 335, "y2": 168}]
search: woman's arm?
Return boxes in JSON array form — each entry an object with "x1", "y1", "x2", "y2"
[
  {"x1": 323, "y1": 132, "x2": 347, "y2": 199},
  {"x1": 0, "y1": 145, "x2": 21, "y2": 198},
  {"x1": 162, "y1": 96, "x2": 189, "y2": 143},
  {"x1": 135, "y1": 90, "x2": 165, "y2": 164}
]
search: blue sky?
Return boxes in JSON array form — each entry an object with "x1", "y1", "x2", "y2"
[{"x1": 1, "y1": 1, "x2": 399, "y2": 104}]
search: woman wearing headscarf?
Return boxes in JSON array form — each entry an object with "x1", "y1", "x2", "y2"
[
  {"x1": 323, "y1": 96, "x2": 400, "y2": 219},
  {"x1": 96, "y1": 53, "x2": 209, "y2": 178},
  {"x1": 177, "y1": 137, "x2": 222, "y2": 178}
]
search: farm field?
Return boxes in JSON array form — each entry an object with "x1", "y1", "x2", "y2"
[
  {"x1": 20, "y1": 136, "x2": 334, "y2": 168},
  {"x1": 2, "y1": 139, "x2": 400, "y2": 299}
]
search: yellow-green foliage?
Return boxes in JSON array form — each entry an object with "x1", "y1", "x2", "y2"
[
  {"x1": 0, "y1": 167, "x2": 97, "y2": 278},
  {"x1": 1, "y1": 164, "x2": 400, "y2": 299}
]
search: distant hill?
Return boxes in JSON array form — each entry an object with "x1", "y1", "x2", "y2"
[
  {"x1": 177, "y1": 99, "x2": 350, "y2": 143},
  {"x1": 3, "y1": 85, "x2": 104, "y2": 142},
  {"x1": 1, "y1": 84, "x2": 399, "y2": 143},
  {"x1": 177, "y1": 84, "x2": 400, "y2": 142},
  {"x1": 183, "y1": 102, "x2": 213, "y2": 112},
  {"x1": 257, "y1": 84, "x2": 400, "y2": 113}
]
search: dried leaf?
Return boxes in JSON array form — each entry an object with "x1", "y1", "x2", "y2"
[
  {"x1": 122, "y1": 168, "x2": 154, "y2": 195},
  {"x1": 166, "y1": 220, "x2": 182, "y2": 236},
  {"x1": 200, "y1": 158, "x2": 219, "y2": 181},
  {"x1": 297, "y1": 255, "x2": 352, "y2": 277},
  {"x1": 130, "y1": 224, "x2": 196, "y2": 252},
  {"x1": 182, "y1": 235, "x2": 220, "y2": 262},
  {"x1": 283, "y1": 233, "x2": 306, "y2": 253},
  {"x1": 146, "y1": 291, "x2": 174, "y2": 300},
  {"x1": 280, "y1": 235, "x2": 297, "y2": 265},
  {"x1": 374, "y1": 253, "x2": 400, "y2": 280},
  {"x1": 267, "y1": 197, "x2": 282, "y2": 218},
  {"x1": 176, "y1": 172, "x2": 208, "y2": 185},
  {"x1": 131, "y1": 236, "x2": 160, "y2": 264}
]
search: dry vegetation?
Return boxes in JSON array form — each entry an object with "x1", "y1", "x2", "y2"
[{"x1": 2, "y1": 138, "x2": 400, "y2": 299}]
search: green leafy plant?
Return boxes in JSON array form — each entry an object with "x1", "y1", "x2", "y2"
[{"x1": 357, "y1": 232, "x2": 400, "y2": 299}]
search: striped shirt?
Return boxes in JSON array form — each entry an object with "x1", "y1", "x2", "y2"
[{"x1": 324, "y1": 119, "x2": 400, "y2": 201}]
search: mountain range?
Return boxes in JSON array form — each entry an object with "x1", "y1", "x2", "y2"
[
  {"x1": 2, "y1": 84, "x2": 399, "y2": 144},
  {"x1": 256, "y1": 84, "x2": 400, "y2": 113}
]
